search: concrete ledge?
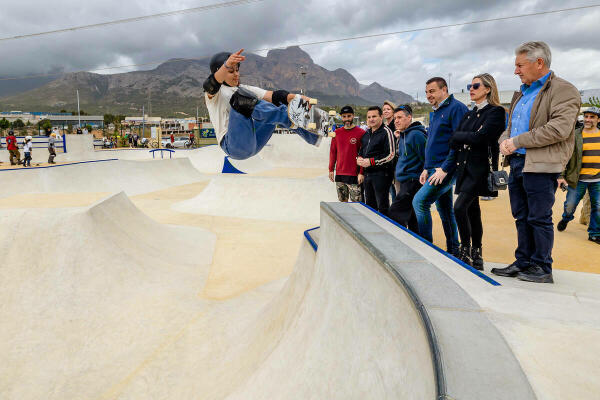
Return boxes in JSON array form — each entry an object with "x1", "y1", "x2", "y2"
[{"x1": 321, "y1": 202, "x2": 537, "y2": 400}]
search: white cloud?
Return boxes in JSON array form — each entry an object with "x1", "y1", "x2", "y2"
[{"x1": 0, "y1": 0, "x2": 599, "y2": 95}]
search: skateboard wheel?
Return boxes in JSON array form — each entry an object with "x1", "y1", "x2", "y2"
[
  {"x1": 307, "y1": 123, "x2": 317, "y2": 130},
  {"x1": 309, "y1": 98, "x2": 318, "y2": 105}
]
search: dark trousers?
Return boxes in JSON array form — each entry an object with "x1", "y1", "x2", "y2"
[
  {"x1": 454, "y1": 192, "x2": 483, "y2": 248},
  {"x1": 389, "y1": 178, "x2": 421, "y2": 234},
  {"x1": 364, "y1": 172, "x2": 393, "y2": 216},
  {"x1": 508, "y1": 156, "x2": 558, "y2": 273}
]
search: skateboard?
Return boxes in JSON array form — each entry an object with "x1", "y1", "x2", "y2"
[{"x1": 288, "y1": 96, "x2": 329, "y2": 136}]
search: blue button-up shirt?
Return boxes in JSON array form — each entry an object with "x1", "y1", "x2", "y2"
[{"x1": 510, "y1": 71, "x2": 551, "y2": 154}]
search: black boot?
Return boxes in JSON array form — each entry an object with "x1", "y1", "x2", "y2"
[
  {"x1": 229, "y1": 87, "x2": 259, "y2": 119},
  {"x1": 471, "y1": 247, "x2": 484, "y2": 271},
  {"x1": 457, "y1": 244, "x2": 472, "y2": 266}
]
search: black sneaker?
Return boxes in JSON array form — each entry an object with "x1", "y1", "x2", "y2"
[
  {"x1": 457, "y1": 244, "x2": 472, "y2": 266},
  {"x1": 557, "y1": 219, "x2": 569, "y2": 232},
  {"x1": 491, "y1": 262, "x2": 522, "y2": 277},
  {"x1": 589, "y1": 236, "x2": 600, "y2": 244},
  {"x1": 471, "y1": 247, "x2": 484, "y2": 271},
  {"x1": 517, "y1": 265, "x2": 554, "y2": 283}
]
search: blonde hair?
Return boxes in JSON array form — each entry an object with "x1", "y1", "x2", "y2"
[
  {"x1": 473, "y1": 73, "x2": 501, "y2": 107},
  {"x1": 382, "y1": 100, "x2": 396, "y2": 111}
]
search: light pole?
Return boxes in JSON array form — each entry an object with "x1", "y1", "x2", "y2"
[
  {"x1": 299, "y1": 66, "x2": 307, "y2": 95},
  {"x1": 76, "y1": 90, "x2": 81, "y2": 129}
]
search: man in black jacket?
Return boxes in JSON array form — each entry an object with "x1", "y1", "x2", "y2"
[{"x1": 357, "y1": 106, "x2": 396, "y2": 215}]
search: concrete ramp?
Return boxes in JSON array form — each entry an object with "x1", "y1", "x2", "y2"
[
  {"x1": 0, "y1": 158, "x2": 205, "y2": 197},
  {"x1": 0, "y1": 193, "x2": 216, "y2": 400},
  {"x1": 187, "y1": 145, "x2": 274, "y2": 174},
  {"x1": 172, "y1": 174, "x2": 337, "y2": 224}
]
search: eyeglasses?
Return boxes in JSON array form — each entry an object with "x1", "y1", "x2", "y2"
[{"x1": 467, "y1": 83, "x2": 482, "y2": 90}]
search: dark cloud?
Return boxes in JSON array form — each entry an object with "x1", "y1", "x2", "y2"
[{"x1": 1, "y1": 0, "x2": 599, "y2": 94}]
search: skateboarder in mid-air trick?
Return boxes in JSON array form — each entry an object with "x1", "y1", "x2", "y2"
[{"x1": 203, "y1": 49, "x2": 322, "y2": 160}]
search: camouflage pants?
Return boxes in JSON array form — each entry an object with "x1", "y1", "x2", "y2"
[
  {"x1": 336, "y1": 182, "x2": 362, "y2": 202},
  {"x1": 9, "y1": 149, "x2": 20, "y2": 165},
  {"x1": 580, "y1": 192, "x2": 591, "y2": 225}
]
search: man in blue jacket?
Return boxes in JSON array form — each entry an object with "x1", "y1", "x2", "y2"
[
  {"x1": 388, "y1": 105, "x2": 426, "y2": 233},
  {"x1": 413, "y1": 77, "x2": 468, "y2": 255}
]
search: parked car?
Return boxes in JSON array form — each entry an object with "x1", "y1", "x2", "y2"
[{"x1": 161, "y1": 136, "x2": 191, "y2": 149}]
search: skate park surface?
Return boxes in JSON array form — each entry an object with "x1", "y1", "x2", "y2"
[{"x1": 1, "y1": 134, "x2": 599, "y2": 399}]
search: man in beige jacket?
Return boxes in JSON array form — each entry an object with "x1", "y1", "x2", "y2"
[{"x1": 492, "y1": 41, "x2": 580, "y2": 283}]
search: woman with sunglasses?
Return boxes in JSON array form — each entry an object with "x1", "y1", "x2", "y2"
[{"x1": 449, "y1": 74, "x2": 506, "y2": 269}]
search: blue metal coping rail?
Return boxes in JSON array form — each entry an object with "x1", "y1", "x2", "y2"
[
  {"x1": 303, "y1": 227, "x2": 320, "y2": 252},
  {"x1": 149, "y1": 148, "x2": 175, "y2": 159},
  {"x1": 0, "y1": 158, "x2": 118, "y2": 172}
]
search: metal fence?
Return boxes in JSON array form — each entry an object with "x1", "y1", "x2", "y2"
[{"x1": 0, "y1": 135, "x2": 67, "y2": 152}]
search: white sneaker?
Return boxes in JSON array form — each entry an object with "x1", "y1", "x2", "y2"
[{"x1": 288, "y1": 94, "x2": 310, "y2": 129}]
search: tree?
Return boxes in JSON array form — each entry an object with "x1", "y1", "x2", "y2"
[
  {"x1": 589, "y1": 96, "x2": 600, "y2": 107},
  {"x1": 39, "y1": 119, "x2": 52, "y2": 134},
  {"x1": 11, "y1": 119, "x2": 25, "y2": 129},
  {"x1": 104, "y1": 114, "x2": 115, "y2": 125},
  {"x1": 0, "y1": 118, "x2": 9, "y2": 130}
]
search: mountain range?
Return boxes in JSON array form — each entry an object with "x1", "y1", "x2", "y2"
[{"x1": 0, "y1": 46, "x2": 413, "y2": 117}]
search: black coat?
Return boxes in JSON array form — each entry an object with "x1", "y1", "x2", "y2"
[{"x1": 450, "y1": 104, "x2": 506, "y2": 196}]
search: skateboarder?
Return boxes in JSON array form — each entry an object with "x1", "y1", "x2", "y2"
[
  {"x1": 6, "y1": 130, "x2": 21, "y2": 165},
  {"x1": 203, "y1": 49, "x2": 321, "y2": 160},
  {"x1": 48, "y1": 133, "x2": 57, "y2": 164},
  {"x1": 23, "y1": 136, "x2": 33, "y2": 167}
]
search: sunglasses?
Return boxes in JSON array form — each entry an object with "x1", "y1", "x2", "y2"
[{"x1": 467, "y1": 83, "x2": 482, "y2": 90}]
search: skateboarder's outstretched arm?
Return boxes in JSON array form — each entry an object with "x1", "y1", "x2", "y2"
[{"x1": 206, "y1": 48, "x2": 308, "y2": 105}]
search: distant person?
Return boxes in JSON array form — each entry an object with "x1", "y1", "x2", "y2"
[
  {"x1": 203, "y1": 49, "x2": 321, "y2": 160},
  {"x1": 493, "y1": 41, "x2": 580, "y2": 283},
  {"x1": 328, "y1": 105, "x2": 365, "y2": 202},
  {"x1": 450, "y1": 73, "x2": 506, "y2": 270},
  {"x1": 388, "y1": 105, "x2": 426, "y2": 233},
  {"x1": 556, "y1": 107, "x2": 600, "y2": 245},
  {"x1": 189, "y1": 131, "x2": 195, "y2": 147},
  {"x1": 356, "y1": 106, "x2": 396, "y2": 215},
  {"x1": 133, "y1": 133, "x2": 139, "y2": 148},
  {"x1": 82, "y1": 127, "x2": 89, "y2": 135},
  {"x1": 22, "y1": 136, "x2": 33, "y2": 167},
  {"x1": 6, "y1": 130, "x2": 21, "y2": 165},
  {"x1": 413, "y1": 77, "x2": 467, "y2": 256},
  {"x1": 128, "y1": 133, "x2": 133, "y2": 148},
  {"x1": 360, "y1": 121, "x2": 368, "y2": 131},
  {"x1": 170, "y1": 133, "x2": 175, "y2": 146},
  {"x1": 48, "y1": 133, "x2": 57, "y2": 164},
  {"x1": 76, "y1": 127, "x2": 82, "y2": 135}
]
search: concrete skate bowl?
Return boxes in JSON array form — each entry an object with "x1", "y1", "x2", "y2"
[
  {"x1": 0, "y1": 158, "x2": 204, "y2": 198},
  {"x1": 1, "y1": 193, "x2": 539, "y2": 399}
]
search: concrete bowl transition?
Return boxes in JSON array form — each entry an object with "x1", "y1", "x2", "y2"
[{"x1": 1, "y1": 134, "x2": 599, "y2": 399}]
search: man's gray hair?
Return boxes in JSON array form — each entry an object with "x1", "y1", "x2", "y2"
[{"x1": 515, "y1": 41, "x2": 552, "y2": 67}]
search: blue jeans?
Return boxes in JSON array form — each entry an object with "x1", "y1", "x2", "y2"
[
  {"x1": 412, "y1": 169, "x2": 459, "y2": 254},
  {"x1": 562, "y1": 181, "x2": 600, "y2": 238},
  {"x1": 508, "y1": 156, "x2": 558, "y2": 272},
  {"x1": 220, "y1": 100, "x2": 320, "y2": 160}
]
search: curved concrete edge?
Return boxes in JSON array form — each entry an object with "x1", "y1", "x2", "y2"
[{"x1": 320, "y1": 202, "x2": 537, "y2": 400}]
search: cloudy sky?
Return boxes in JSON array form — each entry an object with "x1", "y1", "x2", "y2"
[{"x1": 1, "y1": 0, "x2": 599, "y2": 96}]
